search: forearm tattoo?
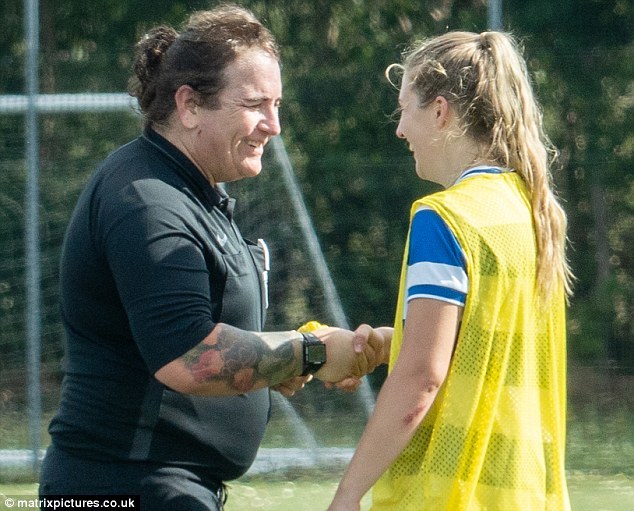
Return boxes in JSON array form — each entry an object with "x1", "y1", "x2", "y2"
[{"x1": 182, "y1": 325, "x2": 298, "y2": 393}]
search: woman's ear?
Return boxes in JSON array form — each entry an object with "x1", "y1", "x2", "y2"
[
  {"x1": 174, "y1": 85, "x2": 200, "y2": 129},
  {"x1": 433, "y1": 95, "x2": 451, "y2": 129}
]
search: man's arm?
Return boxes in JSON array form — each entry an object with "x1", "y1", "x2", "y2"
[{"x1": 155, "y1": 323, "x2": 382, "y2": 396}]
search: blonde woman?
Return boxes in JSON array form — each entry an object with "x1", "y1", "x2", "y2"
[{"x1": 329, "y1": 31, "x2": 573, "y2": 511}]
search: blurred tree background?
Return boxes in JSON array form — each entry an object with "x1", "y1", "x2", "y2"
[{"x1": 0, "y1": 0, "x2": 632, "y2": 393}]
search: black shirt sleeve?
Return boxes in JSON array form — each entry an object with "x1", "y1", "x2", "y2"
[{"x1": 97, "y1": 180, "x2": 215, "y2": 373}]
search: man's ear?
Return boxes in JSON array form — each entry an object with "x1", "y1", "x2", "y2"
[{"x1": 174, "y1": 85, "x2": 200, "y2": 129}]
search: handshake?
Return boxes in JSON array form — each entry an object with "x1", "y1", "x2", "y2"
[{"x1": 272, "y1": 323, "x2": 393, "y2": 397}]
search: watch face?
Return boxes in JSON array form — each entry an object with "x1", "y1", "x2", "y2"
[{"x1": 306, "y1": 343, "x2": 327, "y2": 364}]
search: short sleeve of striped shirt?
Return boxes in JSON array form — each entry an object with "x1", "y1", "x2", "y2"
[{"x1": 406, "y1": 206, "x2": 468, "y2": 307}]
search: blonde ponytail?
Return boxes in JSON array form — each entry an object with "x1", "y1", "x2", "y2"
[{"x1": 484, "y1": 32, "x2": 574, "y2": 300}]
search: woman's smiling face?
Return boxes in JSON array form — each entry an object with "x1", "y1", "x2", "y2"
[
  {"x1": 189, "y1": 49, "x2": 282, "y2": 184},
  {"x1": 395, "y1": 72, "x2": 444, "y2": 184}
]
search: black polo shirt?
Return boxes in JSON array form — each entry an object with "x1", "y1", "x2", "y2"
[{"x1": 49, "y1": 128, "x2": 270, "y2": 480}]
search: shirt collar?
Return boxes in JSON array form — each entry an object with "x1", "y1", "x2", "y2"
[
  {"x1": 142, "y1": 127, "x2": 227, "y2": 211},
  {"x1": 453, "y1": 165, "x2": 510, "y2": 185},
  {"x1": 216, "y1": 186, "x2": 236, "y2": 219}
]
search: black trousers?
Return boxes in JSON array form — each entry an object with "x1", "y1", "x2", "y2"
[{"x1": 39, "y1": 444, "x2": 226, "y2": 511}]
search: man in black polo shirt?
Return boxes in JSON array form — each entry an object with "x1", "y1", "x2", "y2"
[{"x1": 39, "y1": 6, "x2": 385, "y2": 511}]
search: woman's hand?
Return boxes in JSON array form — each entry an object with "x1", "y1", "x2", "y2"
[{"x1": 271, "y1": 374, "x2": 313, "y2": 397}]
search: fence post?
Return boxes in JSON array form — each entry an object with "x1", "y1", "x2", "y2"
[
  {"x1": 24, "y1": 0, "x2": 42, "y2": 475},
  {"x1": 488, "y1": 0, "x2": 503, "y2": 30}
]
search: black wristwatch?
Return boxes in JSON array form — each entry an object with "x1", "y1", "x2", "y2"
[{"x1": 301, "y1": 332, "x2": 327, "y2": 376}]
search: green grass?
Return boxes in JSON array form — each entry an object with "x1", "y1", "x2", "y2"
[
  {"x1": 566, "y1": 406, "x2": 634, "y2": 476},
  {"x1": 1, "y1": 370, "x2": 631, "y2": 508},
  {"x1": 2, "y1": 473, "x2": 633, "y2": 511}
]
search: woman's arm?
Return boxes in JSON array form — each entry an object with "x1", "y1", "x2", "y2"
[{"x1": 328, "y1": 298, "x2": 461, "y2": 510}]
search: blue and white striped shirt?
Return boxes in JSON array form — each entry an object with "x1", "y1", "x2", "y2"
[{"x1": 404, "y1": 166, "x2": 508, "y2": 315}]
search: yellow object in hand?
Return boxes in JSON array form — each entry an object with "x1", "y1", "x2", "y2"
[{"x1": 297, "y1": 321, "x2": 328, "y2": 333}]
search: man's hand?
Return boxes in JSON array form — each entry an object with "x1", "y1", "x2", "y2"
[
  {"x1": 312, "y1": 326, "x2": 386, "y2": 383},
  {"x1": 323, "y1": 324, "x2": 393, "y2": 391}
]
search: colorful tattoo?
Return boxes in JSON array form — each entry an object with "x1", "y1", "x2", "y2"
[{"x1": 183, "y1": 325, "x2": 298, "y2": 392}]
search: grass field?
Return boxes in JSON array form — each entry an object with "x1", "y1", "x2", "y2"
[
  {"x1": 1, "y1": 472, "x2": 633, "y2": 511},
  {"x1": 1, "y1": 366, "x2": 631, "y2": 509},
  {"x1": 226, "y1": 472, "x2": 634, "y2": 511}
]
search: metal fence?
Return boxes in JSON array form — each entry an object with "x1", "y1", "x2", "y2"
[{"x1": 0, "y1": 91, "x2": 144, "y2": 478}]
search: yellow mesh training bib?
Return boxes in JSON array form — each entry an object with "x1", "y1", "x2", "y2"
[{"x1": 372, "y1": 173, "x2": 570, "y2": 511}]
